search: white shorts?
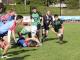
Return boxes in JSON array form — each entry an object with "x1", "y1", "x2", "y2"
[
  {"x1": 21, "y1": 25, "x2": 37, "y2": 37},
  {"x1": 57, "y1": 29, "x2": 63, "y2": 37},
  {"x1": 31, "y1": 26, "x2": 37, "y2": 37}
]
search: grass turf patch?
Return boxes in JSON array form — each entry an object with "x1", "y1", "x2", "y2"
[{"x1": 0, "y1": 24, "x2": 80, "y2": 60}]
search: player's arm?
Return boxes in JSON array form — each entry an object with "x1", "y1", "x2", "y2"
[
  {"x1": 61, "y1": 24, "x2": 64, "y2": 32},
  {"x1": 7, "y1": 30, "x2": 11, "y2": 43},
  {"x1": 38, "y1": 11, "x2": 43, "y2": 22},
  {"x1": 41, "y1": 16, "x2": 44, "y2": 26},
  {"x1": 51, "y1": 27, "x2": 57, "y2": 34},
  {"x1": 11, "y1": 30, "x2": 16, "y2": 42},
  {"x1": 8, "y1": 24, "x2": 16, "y2": 43},
  {"x1": 61, "y1": 20, "x2": 64, "y2": 32},
  {"x1": 50, "y1": 23, "x2": 57, "y2": 34},
  {"x1": 49, "y1": 16, "x2": 53, "y2": 27}
]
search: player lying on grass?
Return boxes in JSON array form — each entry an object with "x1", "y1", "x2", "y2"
[
  {"x1": 17, "y1": 32, "x2": 41, "y2": 47},
  {"x1": 16, "y1": 18, "x2": 41, "y2": 46},
  {"x1": 25, "y1": 35, "x2": 42, "y2": 47},
  {"x1": 51, "y1": 14, "x2": 64, "y2": 44},
  {"x1": 42, "y1": 11, "x2": 53, "y2": 40},
  {"x1": 20, "y1": 22, "x2": 40, "y2": 44},
  {"x1": 0, "y1": 15, "x2": 23, "y2": 58},
  {"x1": 18, "y1": 18, "x2": 42, "y2": 46}
]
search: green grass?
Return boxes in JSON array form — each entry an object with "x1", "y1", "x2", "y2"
[
  {"x1": 0, "y1": 24, "x2": 80, "y2": 60},
  {"x1": 61, "y1": 8, "x2": 80, "y2": 16}
]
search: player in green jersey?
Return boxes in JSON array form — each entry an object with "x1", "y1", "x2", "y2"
[
  {"x1": 31, "y1": 7, "x2": 42, "y2": 41},
  {"x1": 51, "y1": 14, "x2": 64, "y2": 44}
]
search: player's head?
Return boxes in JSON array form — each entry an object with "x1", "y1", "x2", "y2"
[
  {"x1": 28, "y1": 40, "x2": 37, "y2": 47},
  {"x1": 54, "y1": 14, "x2": 59, "y2": 20},
  {"x1": 0, "y1": 37, "x2": 4, "y2": 41},
  {"x1": 16, "y1": 15, "x2": 23, "y2": 24},
  {"x1": 32, "y1": 7, "x2": 37, "y2": 13},
  {"x1": 46, "y1": 11, "x2": 51, "y2": 15},
  {"x1": 7, "y1": 9, "x2": 16, "y2": 16}
]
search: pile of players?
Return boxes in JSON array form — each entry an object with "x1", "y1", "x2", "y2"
[{"x1": 0, "y1": 7, "x2": 64, "y2": 58}]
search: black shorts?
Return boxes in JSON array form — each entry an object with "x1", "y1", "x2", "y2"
[
  {"x1": 43, "y1": 24, "x2": 49, "y2": 30},
  {"x1": 54, "y1": 28, "x2": 59, "y2": 33},
  {"x1": 0, "y1": 31, "x2": 8, "y2": 38},
  {"x1": 54, "y1": 28, "x2": 62, "y2": 33},
  {"x1": 37, "y1": 24, "x2": 41, "y2": 30}
]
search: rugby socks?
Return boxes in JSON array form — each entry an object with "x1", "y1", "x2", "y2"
[
  {"x1": 41, "y1": 34, "x2": 46, "y2": 43},
  {"x1": 59, "y1": 34, "x2": 63, "y2": 43}
]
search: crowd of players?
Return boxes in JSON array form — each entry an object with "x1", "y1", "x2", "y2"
[{"x1": 0, "y1": 7, "x2": 64, "y2": 58}]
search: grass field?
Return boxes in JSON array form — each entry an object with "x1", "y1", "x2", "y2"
[{"x1": 0, "y1": 24, "x2": 80, "y2": 60}]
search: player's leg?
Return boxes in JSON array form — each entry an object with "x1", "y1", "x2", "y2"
[
  {"x1": 31, "y1": 25, "x2": 41, "y2": 44},
  {"x1": 36, "y1": 24, "x2": 41, "y2": 40},
  {"x1": 11, "y1": 30, "x2": 16, "y2": 43},
  {"x1": 31, "y1": 26, "x2": 37, "y2": 38},
  {"x1": 31, "y1": 31, "x2": 41, "y2": 45},
  {"x1": 42, "y1": 28, "x2": 46, "y2": 37},
  {"x1": 45, "y1": 25, "x2": 49, "y2": 39},
  {"x1": 57, "y1": 28, "x2": 64, "y2": 43},
  {"x1": 7, "y1": 30, "x2": 11, "y2": 44},
  {"x1": 42, "y1": 24, "x2": 49, "y2": 38},
  {"x1": 20, "y1": 26, "x2": 31, "y2": 37},
  {"x1": 2, "y1": 44, "x2": 9, "y2": 58},
  {"x1": 41, "y1": 28, "x2": 45, "y2": 43},
  {"x1": 0, "y1": 36, "x2": 10, "y2": 58}
]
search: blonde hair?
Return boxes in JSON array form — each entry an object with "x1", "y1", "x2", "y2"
[
  {"x1": 6, "y1": 8, "x2": 15, "y2": 13},
  {"x1": 46, "y1": 11, "x2": 51, "y2": 15}
]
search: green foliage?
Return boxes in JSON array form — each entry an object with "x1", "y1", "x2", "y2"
[
  {"x1": 30, "y1": 0, "x2": 43, "y2": 6},
  {"x1": 66, "y1": 0, "x2": 79, "y2": 9},
  {"x1": 5, "y1": 4, "x2": 30, "y2": 15},
  {"x1": 14, "y1": 0, "x2": 23, "y2": 4}
]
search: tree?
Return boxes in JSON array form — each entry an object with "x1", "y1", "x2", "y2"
[{"x1": 66, "y1": 0, "x2": 79, "y2": 9}]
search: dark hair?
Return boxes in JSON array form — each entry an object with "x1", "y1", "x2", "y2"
[
  {"x1": 7, "y1": 8, "x2": 15, "y2": 13},
  {"x1": 16, "y1": 15, "x2": 23, "y2": 20},
  {"x1": 28, "y1": 32, "x2": 31, "y2": 38},
  {"x1": 32, "y1": 7, "x2": 37, "y2": 10},
  {"x1": 0, "y1": 37, "x2": 4, "y2": 41},
  {"x1": 54, "y1": 14, "x2": 58, "y2": 17},
  {"x1": 28, "y1": 40, "x2": 37, "y2": 47}
]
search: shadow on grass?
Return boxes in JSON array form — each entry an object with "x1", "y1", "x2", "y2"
[
  {"x1": 47, "y1": 38, "x2": 58, "y2": 41},
  {"x1": 6, "y1": 55, "x2": 30, "y2": 60},
  {"x1": 56, "y1": 40, "x2": 68, "y2": 44},
  {"x1": 7, "y1": 49, "x2": 37, "y2": 60},
  {"x1": 42, "y1": 37, "x2": 68, "y2": 44},
  {"x1": 8, "y1": 49, "x2": 37, "y2": 56},
  {"x1": 43, "y1": 37, "x2": 58, "y2": 42},
  {"x1": 11, "y1": 45, "x2": 19, "y2": 49}
]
